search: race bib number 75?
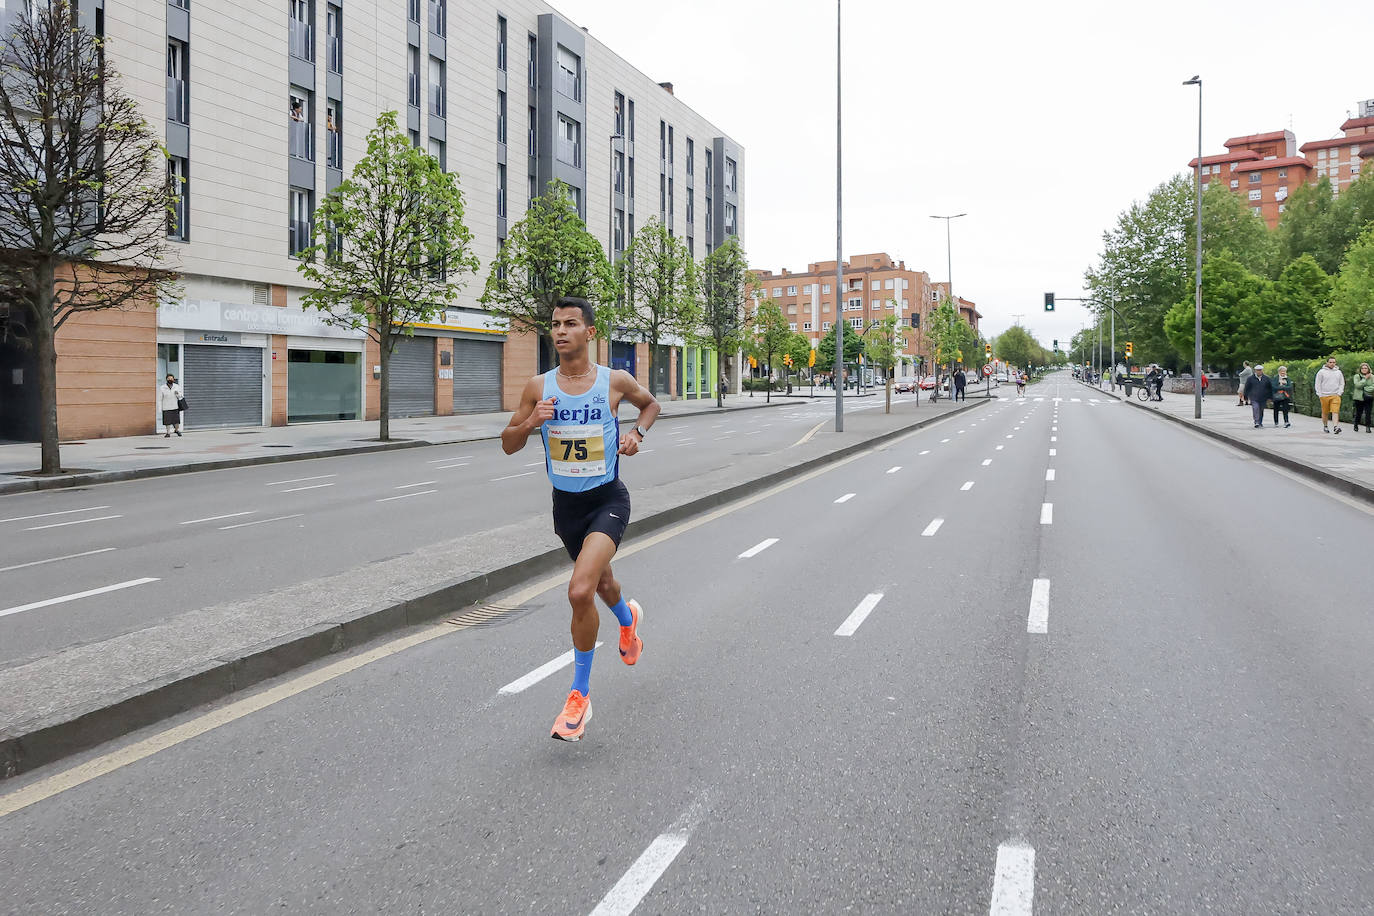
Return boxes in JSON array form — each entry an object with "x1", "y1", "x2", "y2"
[{"x1": 546, "y1": 423, "x2": 606, "y2": 478}]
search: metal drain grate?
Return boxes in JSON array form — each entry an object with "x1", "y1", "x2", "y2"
[{"x1": 446, "y1": 603, "x2": 520, "y2": 629}]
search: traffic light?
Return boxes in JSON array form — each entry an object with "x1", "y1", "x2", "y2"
[
  {"x1": 1053, "y1": 339, "x2": 1059, "y2": 349},
  {"x1": 1125, "y1": 341, "x2": 1134, "y2": 358},
  {"x1": 808, "y1": 349, "x2": 816, "y2": 367},
  {"x1": 1044, "y1": 292, "x2": 1055, "y2": 312},
  {"x1": 984, "y1": 343, "x2": 992, "y2": 358},
  {"x1": 784, "y1": 354, "x2": 793, "y2": 367},
  {"x1": 910, "y1": 313, "x2": 920, "y2": 328}
]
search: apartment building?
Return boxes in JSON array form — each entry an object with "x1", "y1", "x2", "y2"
[
  {"x1": 749, "y1": 253, "x2": 978, "y2": 376},
  {"x1": 1188, "y1": 99, "x2": 1373, "y2": 230},
  {"x1": 0, "y1": 0, "x2": 743, "y2": 440}
]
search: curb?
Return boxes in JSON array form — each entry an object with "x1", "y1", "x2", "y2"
[
  {"x1": 1124, "y1": 398, "x2": 1374, "y2": 507},
  {"x1": 0, "y1": 400, "x2": 788, "y2": 497},
  {"x1": 0, "y1": 400, "x2": 983, "y2": 779}
]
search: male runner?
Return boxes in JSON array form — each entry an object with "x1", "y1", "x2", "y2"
[{"x1": 501, "y1": 297, "x2": 660, "y2": 741}]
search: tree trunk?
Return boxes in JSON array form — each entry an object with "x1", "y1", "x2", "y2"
[
  {"x1": 378, "y1": 329, "x2": 391, "y2": 441},
  {"x1": 35, "y1": 262, "x2": 61, "y2": 474},
  {"x1": 716, "y1": 340, "x2": 725, "y2": 408},
  {"x1": 885, "y1": 377, "x2": 892, "y2": 414}
]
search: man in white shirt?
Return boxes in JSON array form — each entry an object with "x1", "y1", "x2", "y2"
[{"x1": 1314, "y1": 357, "x2": 1346, "y2": 434}]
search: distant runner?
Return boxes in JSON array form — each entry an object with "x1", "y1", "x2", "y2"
[{"x1": 501, "y1": 297, "x2": 660, "y2": 741}]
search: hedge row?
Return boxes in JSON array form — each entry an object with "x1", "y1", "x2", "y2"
[{"x1": 1260, "y1": 352, "x2": 1374, "y2": 422}]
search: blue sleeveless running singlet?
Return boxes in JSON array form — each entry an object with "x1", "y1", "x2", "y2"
[{"x1": 540, "y1": 366, "x2": 619, "y2": 492}]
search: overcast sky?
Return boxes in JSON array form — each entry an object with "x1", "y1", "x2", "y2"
[{"x1": 554, "y1": 0, "x2": 1370, "y2": 350}]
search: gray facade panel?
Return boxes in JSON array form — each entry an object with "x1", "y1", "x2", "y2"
[
  {"x1": 535, "y1": 14, "x2": 586, "y2": 216},
  {"x1": 166, "y1": 122, "x2": 189, "y2": 158},
  {"x1": 326, "y1": 71, "x2": 342, "y2": 100},
  {"x1": 288, "y1": 155, "x2": 315, "y2": 190},
  {"x1": 407, "y1": 19, "x2": 420, "y2": 46},
  {"x1": 326, "y1": 167, "x2": 342, "y2": 194},
  {"x1": 288, "y1": 55, "x2": 314, "y2": 92},
  {"x1": 428, "y1": 115, "x2": 446, "y2": 141},
  {"x1": 167, "y1": 6, "x2": 189, "y2": 42},
  {"x1": 429, "y1": 34, "x2": 445, "y2": 59}
]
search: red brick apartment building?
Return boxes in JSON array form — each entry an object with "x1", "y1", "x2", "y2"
[
  {"x1": 749, "y1": 253, "x2": 979, "y2": 374},
  {"x1": 1190, "y1": 98, "x2": 1374, "y2": 228}
]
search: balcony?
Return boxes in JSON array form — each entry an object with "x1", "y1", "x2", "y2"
[
  {"x1": 289, "y1": 119, "x2": 314, "y2": 161},
  {"x1": 557, "y1": 138, "x2": 580, "y2": 168},
  {"x1": 429, "y1": 84, "x2": 444, "y2": 119},
  {"x1": 290, "y1": 219, "x2": 313, "y2": 257},
  {"x1": 327, "y1": 129, "x2": 342, "y2": 169},
  {"x1": 427, "y1": 0, "x2": 444, "y2": 37},
  {"x1": 165, "y1": 79, "x2": 188, "y2": 124},
  {"x1": 289, "y1": 19, "x2": 313, "y2": 62},
  {"x1": 326, "y1": 34, "x2": 341, "y2": 73},
  {"x1": 556, "y1": 69, "x2": 579, "y2": 101}
]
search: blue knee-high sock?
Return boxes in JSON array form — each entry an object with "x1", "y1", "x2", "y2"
[
  {"x1": 607, "y1": 597, "x2": 634, "y2": 627},
  {"x1": 571, "y1": 647, "x2": 594, "y2": 696}
]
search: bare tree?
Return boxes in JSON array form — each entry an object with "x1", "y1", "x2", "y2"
[{"x1": 0, "y1": 1, "x2": 178, "y2": 472}]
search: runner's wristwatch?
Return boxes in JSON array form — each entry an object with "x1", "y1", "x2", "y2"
[{"x1": 632, "y1": 425, "x2": 648, "y2": 439}]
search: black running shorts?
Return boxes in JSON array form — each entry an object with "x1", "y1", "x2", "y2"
[{"x1": 551, "y1": 478, "x2": 632, "y2": 561}]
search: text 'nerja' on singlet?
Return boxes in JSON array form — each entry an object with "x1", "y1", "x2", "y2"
[{"x1": 540, "y1": 365, "x2": 619, "y2": 492}]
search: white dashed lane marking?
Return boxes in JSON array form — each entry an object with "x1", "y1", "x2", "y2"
[
  {"x1": 1040, "y1": 503, "x2": 1053, "y2": 524},
  {"x1": 886, "y1": 466, "x2": 902, "y2": 474},
  {"x1": 1045, "y1": 469, "x2": 1056, "y2": 481},
  {"x1": 834, "y1": 592, "x2": 884, "y2": 637},
  {"x1": 738, "y1": 538, "x2": 779, "y2": 559},
  {"x1": 982, "y1": 459, "x2": 992, "y2": 466},
  {"x1": 834, "y1": 493, "x2": 856, "y2": 504},
  {"x1": 990, "y1": 842, "x2": 1036, "y2": 916},
  {"x1": 921, "y1": 519, "x2": 944, "y2": 537},
  {"x1": 961, "y1": 481, "x2": 975, "y2": 491},
  {"x1": 1027, "y1": 579, "x2": 1050, "y2": 634},
  {"x1": 0, "y1": 577, "x2": 160, "y2": 620}
]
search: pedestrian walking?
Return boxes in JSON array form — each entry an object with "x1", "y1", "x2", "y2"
[
  {"x1": 1243, "y1": 364, "x2": 1273, "y2": 428},
  {"x1": 1271, "y1": 366, "x2": 1294, "y2": 427},
  {"x1": 1353, "y1": 363, "x2": 1374, "y2": 433},
  {"x1": 1315, "y1": 357, "x2": 1345, "y2": 434},
  {"x1": 1237, "y1": 361, "x2": 1253, "y2": 407},
  {"x1": 952, "y1": 367, "x2": 967, "y2": 402},
  {"x1": 1200, "y1": 371, "x2": 1208, "y2": 399},
  {"x1": 158, "y1": 373, "x2": 184, "y2": 437},
  {"x1": 501, "y1": 297, "x2": 657, "y2": 742},
  {"x1": 1145, "y1": 364, "x2": 1164, "y2": 401}
]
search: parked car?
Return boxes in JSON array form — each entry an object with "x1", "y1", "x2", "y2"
[
  {"x1": 894, "y1": 378, "x2": 919, "y2": 393},
  {"x1": 919, "y1": 375, "x2": 940, "y2": 390}
]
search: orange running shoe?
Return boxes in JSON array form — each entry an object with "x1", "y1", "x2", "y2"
[
  {"x1": 551, "y1": 690, "x2": 592, "y2": 741},
  {"x1": 619, "y1": 599, "x2": 644, "y2": 665}
]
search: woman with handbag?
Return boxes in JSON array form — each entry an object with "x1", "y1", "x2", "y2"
[
  {"x1": 1353, "y1": 363, "x2": 1374, "y2": 432},
  {"x1": 159, "y1": 373, "x2": 185, "y2": 437},
  {"x1": 1271, "y1": 366, "x2": 1294, "y2": 428}
]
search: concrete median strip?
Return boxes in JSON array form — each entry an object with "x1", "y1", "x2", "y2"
[{"x1": 0, "y1": 400, "x2": 987, "y2": 780}]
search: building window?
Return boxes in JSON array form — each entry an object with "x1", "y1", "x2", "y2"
[
  {"x1": 497, "y1": 163, "x2": 507, "y2": 218},
  {"x1": 822, "y1": 284, "x2": 831, "y2": 293},
  {"x1": 1248, "y1": 189, "x2": 1261, "y2": 201},
  {"x1": 527, "y1": 34, "x2": 537, "y2": 89},
  {"x1": 325, "y1": 3, "x2": 341, "y2": 73},
  {"x1": 871, "y1": 299, "x2": 880, "y2": 308},
  {"x1": 407, "y1": 46, "x2": 421, "y2": 107},
  {"x1": 614, "y1": 151, "x2": 625, "y2": 194},
  {"x1": 614, "y1": 91, "x2": 625, "y2": 137},
  {"x1": 628, "y1": 156, "x2": 635, "y2": 198},
  {"x1": 614, "y1": 209, "x2": 625, "y2": 252},
  {"x1": 429, "y1": 56, "x2": 445, "y2": 117},
  {"x1": 428, "y1": 136, "x2": 445, "y2": 171},
  {"x1": 705, "y1": 150, "x2": 713, "y2": 187},
  {"x1": 849, "y1": 317, "x2": 863, "y2": 328},
  {"x1": 787, "y1": 285, "x2": 796, "y2": 295},
  {"x1": 166, "y1": 39, "x2": 189, "y2": 124},
  {"x1": 788, "y1": 323, "x2": 796, "y2": 331},
  {"x1": 407, "y1": 0, "x2": 419, "y2": 22},
  {"x1": 725, "y1": 157, "x2": 737, "y2": 192},
  {"x1": 1248, "y1": 172, "x2": 1260, "y2": 183},
  {"x1": 167, "y1": 157, "x2": 188, "y2": 240},
  {"x1": 667, "y1": 177, "x2": 674, "y2": 229},
  {"x1": 627, "y1": 98, "x2": 635, "y2": 141},
  {"x1": 528, "y1": 173, "x2": 537, "y2": 204},
  {"x1": 497, "y1": 90, "x2": 506, "y2": 144},
  {"x1": 496, "y1": 15, "x2": 507, "y2": 71},
  {"x1": 823, "y1": 322, "x2": 831, "y2": 331},
  {"x1": 1277, "y1": 167, "x2": 1287, "y2": 178},
  {"x1": 668, "y1": 126, "x2": 674, "y2": 165},
  {"x1": 556, "y1": 45, "x2": 579, "y2": 100},
  {"x1": 724, "y1": 202, "x2": 736, "y2": 236},
  {"x1": 771, "y1": 287, "x2": 781, "y2": 296},
  {"x1": 556, "y1": 114, "x2": 580, "y2": 167},
  {"x1": 848, "y1": 297, "x2": 862, "y2": 310},
  {"x1": 659, "y1": 174, "x2": 665, "y2": 216},
  {"x1": 528, "y1": 106, "x2": 537, "y2": 155},
  {"x1": 686, "y1": 138, "x2": 694, "y2": 176},
  {"x1": 428, "y1": 0, "x2": 444, "y2": 38},
  {"x1": 326, "y1": 100, "x2": 341, "y2": 169},
  {"x1": 289, "y1": 88, "x2": 313, "y2": 161},
  {"x1": 659, "y1": 119, "x2": 665, "y2": 161},
  {"x1": 1229, "y1": 179, "x2": 1239, "y2": 189},
  {"x1": 1201, "y1": 183, "x2": 1209, "y2": 191},
  {"x1": 408, "y1": 128, "x2": 420, "y2": 147},
  {"x1": 884, "y1": 279, "x2": 894, "y2": 289},
  {"x1": 803, "y1": 322, "x2": 812, "y2": 331},
  {"x1": 289, "y1": 187, "x2": 314, "y2": 257},
  {"x1": 787, "y1": 305, "x2": 796, "y2": 315},
  {"x1": 289, "y1": 0, "x2": 314, "y2": 63}
]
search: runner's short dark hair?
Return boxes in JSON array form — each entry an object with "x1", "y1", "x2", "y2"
[{"x1": 554, "y1": 297, "x2": 596, "y2": 327}]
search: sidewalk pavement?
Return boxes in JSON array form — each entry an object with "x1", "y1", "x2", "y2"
[
  {"x1": 0, "y1": 396, "x2": 987, "y2": 779},
  {"x1": 1083, "y1": 379, "x2": 1374, "y2": 504},
  {"x1": 0, "y1": 394, "x2": 786, "y2": 495}
]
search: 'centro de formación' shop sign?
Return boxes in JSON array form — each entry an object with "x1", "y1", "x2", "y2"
[{"x1": 159, "y1": 299, "x2": 367, "y2": 340}]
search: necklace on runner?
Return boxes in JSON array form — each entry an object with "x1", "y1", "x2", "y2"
[{"x1": 558, "y1": 365, "x2": 593, "y2": 380}]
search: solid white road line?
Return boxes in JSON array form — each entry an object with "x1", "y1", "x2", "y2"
[
  {"x1": 886, "y1": 466, "x2": 902, "y2": 474},
  {"x1": 394, "y1": 480, "x2": 436, "y2": 489},
  {"x1": 962, "y1": 481, "x2": 975, "y2": 491},
  {"x1": 524, "y1": 461, "x2": 544, "y2": 467},
  {"x1": 990, "y1": 842, "x2": 1036, "y2": 915},
  {"x1": 834, "y1": 493, "x2": 856, "y2": 504},
  {"x1": 376, "y1": 489, "x2": 437, "y2": 503},
  {"x1": 491, "y1": 472, "x2": 535, "y2": 481},
  {"x1": 0, "y1": 547, "x2": 117, "y2": 574},
  {"x1": 25, "y1": 515, "x2": 122, "y2": 531},
  {"x1": 266, "y1": 474, "x2": 336, "y2": 486},
  {"x1": 921, "y1": 519, "x2": 944, "y2": 537},
  {"x1": 280, "y1": 483, "x2": 334, "y2": 493},
  {"x1": 590, "y1": 829, "x2": 691, "y2": 916},
  {"x1": 738, "y1": 538, "x2": 779, "y2": 559},
  {"x1": 426, "y1": 455, "x2": 472, "y2": 463},
  {"x1": 982, "y1": 459, "x2": 992, "y2": 466},
  {"x1": 0, "y1": 577, "x2": 160, "y2": 620},
  {"x1": 834, "y1": 592, "x2": 884, "y2": 637},
  {"x1": 1040, "y1": 503, "x2": 1053, "y2": 524},
  {"x1": 941, "y1": 438, "x2": 951, "y2": 443},
  {"x1": 219, "y1": 513, "x2": 304, "y2": 530},
  {"x1": 0, "y1": 506, "x2": 111, "y2": 524},
  {"x1": 179, "y1": 511, "x2": 254, "y2": 525},
  {"x1": 1027, "y1": 579, "x2": 1050, "y2": 634},
  {"x1": 1045, "y1": 469, "x2": 1056, "y2": 481},
  {"x1": 497, "y1": 642, "x2": 604, "y2": 696}
]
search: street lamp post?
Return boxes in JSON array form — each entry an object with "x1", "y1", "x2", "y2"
[
  {"x1": 930, "y1": 212, "x2": 967, "y2": 401},
  {"x1": 1184, "y1": 75, "x2": 1203, "y2": 418}
]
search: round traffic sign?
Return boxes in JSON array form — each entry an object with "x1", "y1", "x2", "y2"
[{"x1": 982, "y1": 365, "x2": 993, "y2": 377}]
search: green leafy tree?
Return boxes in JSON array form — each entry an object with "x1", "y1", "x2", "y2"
[
  {"x1": 784, "y1": 332, "x2": 812, "y2": 384},
  {"x1": 815, "y1": 319, "x2": 862, "y2": 374},
  {"x1": 752, "y1": 300, "x2": 792, "y2": 402},
  {"x1": 1277, "y1": 173, "x2": 1374, "y2": 274},
  {"x1": 480, "y1": 180, "x2": 617, "y2": 373},
  {"x1": 992, "y1": 325, "x2": 1041, "y2": 371},
  {"x1": 863, "y1": 314, "x2": 901, "y2": 413},
  {"x1": 620, "y1": 218, "x2": 698, "y2": 393},
  {"x1": 0, "y1": 1, "x2": 179, "y2": 472},
  {"x1": 299, "y1": 111, "x2": 478, "y2": 441},
  {"x1": 1200, "y1": 181, "x2": 1277, "y2": 278},
  {"x1": 1259, "y1": 254, "x2": 1329, "y2": 358},
  {"x1": 926, "y1": 296, "x2": 977, "y2": 380},
  {"x1": 699, "y1": 236, "x2": 751, "y2": 406},
  {"x1": 1162, "y1": 252, "x2": 1266, "y2": 370},
  {"x1": 1321, "y1": 226, "x2": 1374, "y2": 350}
]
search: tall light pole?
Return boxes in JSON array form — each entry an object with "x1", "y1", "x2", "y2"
[
  {"x1": 834, "y1": 0, "x2": 844, "y2": 431},
  {"x1": 1184, "y1": 75, "x2": 1203, "y2": 418},
  {"x1": 930, "y1": 212, "x2": 966, "y2": 393}
]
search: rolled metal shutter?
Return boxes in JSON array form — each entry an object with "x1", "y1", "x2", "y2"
[
  {"x1": 388, "y1": 336, "x2": 434, "y2": 417},
  {"x1": 184, "y1": 345, "x2": 262, "y2": 428},
  {"x1": 452, "y1": 338, "x2": 503, "y2": 413}
]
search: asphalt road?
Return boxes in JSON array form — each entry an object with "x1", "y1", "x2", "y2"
[
  {"x1": 0, "y1": 394, "x2": 903, "y2": 666},
  {"x1": 4, "y1": 370, "x2": 1374, "y2": 914}
]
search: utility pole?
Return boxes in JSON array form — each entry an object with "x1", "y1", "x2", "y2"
[{"x1": 834, "y1": 0, "x2": 844, "y2": 432}]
